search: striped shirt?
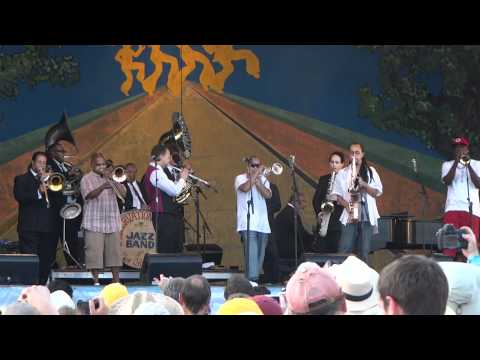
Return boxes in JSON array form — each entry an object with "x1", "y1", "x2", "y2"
[{"x1": 80, "y1": 171, "x2": 123, "y2": 233}]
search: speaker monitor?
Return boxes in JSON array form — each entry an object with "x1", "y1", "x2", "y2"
[
  {"x1": 0, "y1": 254, "x2": 39, "y2": 285},
  {"x1": 141, "y1": 253, "x2": 202, "y2": 283},
  {"x1": 184, "y1": 244, "x2": 223, "y2": 265}
]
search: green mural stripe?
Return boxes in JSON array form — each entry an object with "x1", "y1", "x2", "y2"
[
  {"x1": 0, "y1": 94, "x2": 146, "y2": 165},
  {"x1": 216, "y1": 91, "x2": 444, "y2": 193}
]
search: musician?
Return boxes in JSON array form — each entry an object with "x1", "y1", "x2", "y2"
[
  {"x1": 124, "y1": 163, "x2": 148, "y2": 211},
  {"x1": 167, "y1": 149, "x2": 188, "y2": 247},
  {"x1": 275, "y1": 193, "x2": 315, "y2": 262},
  {"x1": 235, "y1": 156, "x2": 272, "y2": 282},
  {"x1": 46, "y1": 142, "x2": 84, "y2": 266},
  {"x1": 143, "y1": 144, "x2": 189, "y2": 253},
  {"x1": 80, "y1": 153, "x2": 126, "y2": 285},
  {"x1": 312, "y1": 151, "x2": 345, "y2": 253},
  {"x1": 13, "y1": 151, "x2": 58, "y2": 284},
  {"x1": 332, "y1": 143, "x2": 383, "y2": 263},
  {"x1": 442, "y1": 137, "x2": 480, "y2": 257}
]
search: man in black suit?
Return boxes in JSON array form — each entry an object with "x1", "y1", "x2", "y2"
[
  {"x1": 14, "y1": 151, "x2": 59, "y2": 284},
  {"x1": 124, "y1": 163, "x2": 148, "y2": 211},
  {"x1": 261, "y1": 182, "x2": 281, "y2": 284},
  {"x1": 46, "y1": 142, "x2": 84, "y2": 266},
  {"x1": 275, "y1": 192, "x2": 314, "y2": 263}
]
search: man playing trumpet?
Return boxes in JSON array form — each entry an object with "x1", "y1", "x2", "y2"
[
  {"x1": 235, "y1": 156, "x2": 273, "y2": 282},
  {"x1": 80, "y1": 153, "x2": 126, "y2": 285},
  {"x1": 442, "y1": 137, "x2": 480, "y2": 258}
]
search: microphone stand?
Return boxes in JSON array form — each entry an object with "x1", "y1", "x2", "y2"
[
  {"x1": 466, "y1": 164, "x2": 473, "y2": 233},
  {"x1": 246, "y1": 174, "x2": 254, "y2": 280},
  {"x1": 289, "y1": 156, "x2": 299, "y2": 269},
  {"x1": 154, "y1": 161, "x2": 160, "y2": 254},
  {"x1": 413, "y1": 163, "x2": 429, "y2": 252}
]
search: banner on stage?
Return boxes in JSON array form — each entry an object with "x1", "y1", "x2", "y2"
[{"x1": 120, "y1": 209, "x2": 156, "y2": 269}]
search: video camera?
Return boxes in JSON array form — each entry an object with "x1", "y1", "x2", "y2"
[{"x1": 435, "y1": 224, "x2": 469, "y2": 250}]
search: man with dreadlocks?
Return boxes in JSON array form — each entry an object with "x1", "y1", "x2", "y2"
[{"x1": 331, "y1": 143, "x2": 383, "y2": 264}]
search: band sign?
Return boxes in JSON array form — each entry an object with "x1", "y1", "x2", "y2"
[{"x1": 120, "y1": 209, "x2": 156, "y2": 269}]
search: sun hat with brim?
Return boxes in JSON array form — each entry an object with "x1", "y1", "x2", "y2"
[
  {"x1": 438, "y1": 262, "x2": 480, "y2": 315},
  {"x1": 108, "y1": 291, "x2": 184, "y2": 315},
  {"x1": 217, "y1": 298, "x2": 264, "y2": 315},
  {"x1": 328, "y1": 256, "x2": 380, "y2": 314}
]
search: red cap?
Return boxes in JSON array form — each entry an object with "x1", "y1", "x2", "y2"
[{"x1": 452, "y1": 137, "x2": 470, "y2": 146}]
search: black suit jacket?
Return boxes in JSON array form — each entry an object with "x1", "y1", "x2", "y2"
[
  {"x1": 266, "y1": 183, "x2": 281, "y2": 229},
  {"x1": 312, "y1": 173, "x2": 343, "y2": 232},
  {"x1": 14, "y1": 170, "x2": 58, "y2": 233},
  {"x1": 274, "y1": 205, "x2": 314, "y2": 259}
]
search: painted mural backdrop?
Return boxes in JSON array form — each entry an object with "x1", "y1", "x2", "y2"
[{"x1": 2, "y1": 45, "x2": 477, "y2": 266}]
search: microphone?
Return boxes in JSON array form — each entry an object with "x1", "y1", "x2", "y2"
[
  {"x1": 411, "y1": 158, "x2": 417, "y2": 174},
  {"x1": 288, "y1": 155, "x2": 295, "y2": 168}
]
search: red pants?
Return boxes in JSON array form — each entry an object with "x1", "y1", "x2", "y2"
[{"x1": 442, "y1": 211, "x2": 480, "y2": 257}]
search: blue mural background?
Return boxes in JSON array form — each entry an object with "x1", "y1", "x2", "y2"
[{"x1": 0, "y1": 45, "x2": 442, "y2": 158}]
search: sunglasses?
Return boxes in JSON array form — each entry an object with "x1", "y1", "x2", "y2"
[{"x1": 250, "y1": 164, "x2": 261, "y2": 168}]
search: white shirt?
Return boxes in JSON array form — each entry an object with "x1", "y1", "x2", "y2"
[
  {"x1": 149, "y1": 162, "x2": 186, "y2": 197},
  {"x1": 331, "y1": 165, "x2": 383, "y2": 233},
  {"x1": 30, "y1": 169, "x2": 42, "y2": 199},
  {"x1": 235, "y1": 174, "x2": 271, "y2": 234},
  {"x1": 127, "y1": 181, "x2": 146, "y2": 209},
  {"x1": 441, "y1": 159, "x2": 480, "y2": 217}
]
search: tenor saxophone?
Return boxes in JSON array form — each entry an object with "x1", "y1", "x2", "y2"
[
  {"x1": 318, "y1": 171, "x2": 336, "y2": 237},
  {"x1": 348, "y1": 157, "x2": 361, "y2": 223}
]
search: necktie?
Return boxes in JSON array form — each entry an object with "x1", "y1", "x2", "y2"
[{"x1": 130, "y1": 182, "x2": 146, "y2": 205}]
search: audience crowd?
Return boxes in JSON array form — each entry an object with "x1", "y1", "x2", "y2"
[{"x1": 2, "y1": 226, "x2": 480, "y2": 316}]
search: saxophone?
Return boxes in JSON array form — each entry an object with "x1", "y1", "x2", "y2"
[
  {"x1": 318, "y1": 171, "x2": 336, "y2": 237},
  {"x1": 348, "y1": 156, "x2": 361, "y2": 223}
]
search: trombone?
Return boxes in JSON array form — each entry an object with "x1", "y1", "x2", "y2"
[{"x1": 39, "y1": 166, "x2": 65, "y2": 208}]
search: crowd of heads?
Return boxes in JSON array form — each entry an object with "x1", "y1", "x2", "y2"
[{"x1": 3, "y1": 225, "x2": 480, "y2": 316}]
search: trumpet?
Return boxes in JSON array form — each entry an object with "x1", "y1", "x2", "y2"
[
  {"x1": 263, "y1": 163, "x2": 283, "y2": 177},
  {"x1": 170, "y1": 166, "x2": 211, "y2": 186},
  {"x1": 112, "y1": 166, "x2": 127, "y2": 183},
  {"x1": 460, "y1": 154, "x2": 471, "y2": 166},
  {"x1": 103, "y1": 161, "x2": 126, "y2": 203}
]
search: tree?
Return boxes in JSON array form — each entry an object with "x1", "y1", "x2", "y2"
[
  {"x1": 358, "y1": 45, "x2": 480, "y2": 158},
  {"x1": 0, "y1": 45, "x2": 80, "y2": 100}
]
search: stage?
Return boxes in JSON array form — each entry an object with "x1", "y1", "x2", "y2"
[{"x1": 0, "y1": 284, "x2": 283, "y2": 315}]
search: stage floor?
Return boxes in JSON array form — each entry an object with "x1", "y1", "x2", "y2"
[{"x1": 0, "y1": 285, "x2": 283, "y2": 315}]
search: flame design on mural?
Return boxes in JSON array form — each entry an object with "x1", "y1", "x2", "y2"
[{"x1": 115, "y1": 45, "x2": 261, "y2": 97}]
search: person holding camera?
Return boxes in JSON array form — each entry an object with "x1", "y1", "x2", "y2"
[{"x1": 441, "y1": 137, "x2": 480, "y2": 258}]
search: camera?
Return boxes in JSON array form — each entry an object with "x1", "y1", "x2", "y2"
[{"x1": 435, "y1": 224, "x2": 469, "y2": 250}]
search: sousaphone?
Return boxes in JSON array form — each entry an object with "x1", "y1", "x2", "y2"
[{"x1": 44, "y1": 112, "x2": 82, "y2": 220}]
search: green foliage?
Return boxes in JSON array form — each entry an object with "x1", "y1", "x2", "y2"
[
  {"x1": 0, "y1": 45, "x2": 80, "y2": 100},
  {"x1": 358, "y1": 46, "x2": 480, "y2": 157}
]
